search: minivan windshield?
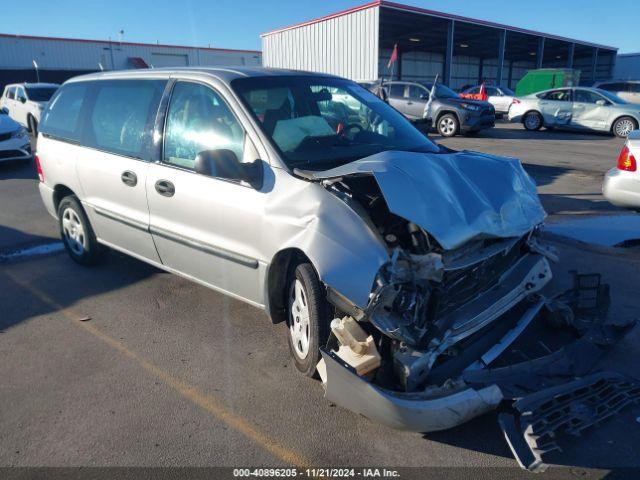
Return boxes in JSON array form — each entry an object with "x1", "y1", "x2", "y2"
[
  {"x1": 419, "y1": 83, "x2": 460, "y2": 99},
  {"x1": 232, "y1": 76, "x2": 439, "y2": 170},
  {"x1": 25, "y1": 87, "x2": 58, "y2": 102}
]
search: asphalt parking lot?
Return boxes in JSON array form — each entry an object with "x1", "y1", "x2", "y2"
[{"x1": 1, "y1": 122, "x2": 640, "y2": 477}]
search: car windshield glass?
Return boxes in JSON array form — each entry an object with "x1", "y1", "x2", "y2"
[
  {"x1": 232, "y1": 76, "x2": 439, "y2": 170},
  {"x1": 595, "y1": 89, "x2": 627, "y2": 104},
  {"x1": 501, "y1": 86, "x2": 515, "y2": 96},
  {"x1": 420, "y1": 83, "x2": 459, "y2": 99},
  {"x1": 25, "y1": 87, "x2": 57, "y2": 102}
]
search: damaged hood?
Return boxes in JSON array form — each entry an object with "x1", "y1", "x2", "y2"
[{"x1": 298, "y1": 150, "x2": 546, "y2": 250}]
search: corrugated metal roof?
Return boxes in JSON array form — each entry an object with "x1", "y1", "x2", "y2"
[
  {"x1": 261, "y1": 0, "x2": 617, "y2": 51},
  {"x1": 0, "y1": 32, "x2": 261, "y2": 54}
]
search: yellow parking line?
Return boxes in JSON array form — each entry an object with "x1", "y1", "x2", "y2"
[{"x1": 6, "y1": 271, "x2": 311, "y2": 468}]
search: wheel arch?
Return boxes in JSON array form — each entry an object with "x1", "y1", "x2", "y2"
[
  {"x1": 435, "y1": 109, "x2": 460, "y2": 125},
  {"x1": 610, "y1": 114, "x2": 639, "y2": 134},
  {"x1": 52, "y1": 184, "x2": 78, "y2": 213},
  {"x1": 521, "y1": 109, "x2": 543, "y2": 123},
  {"x1": 265, "y1": 248, "x2": 317, "y2": 324}
]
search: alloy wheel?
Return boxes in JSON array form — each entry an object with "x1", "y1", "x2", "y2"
[
  {"x1": 439, "y1": 117, "x2": 456, "y2": 136},
  {"x1": 615, "y1": 118, "x2": 635, "y2": 138},
  {"x1": 61, "y1": 207, "x2": 87, "y2": 256},
  {"x1": 525, "y1": 114, "x2": 541, "y2": 130},
  {"x1": 288, "y1": 279, "x2": 310, "y2": 359}
]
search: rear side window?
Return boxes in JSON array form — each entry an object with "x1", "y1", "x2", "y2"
[
  {"x1": 86, "y1": 80, "x2": 165, "y2": 159},
  {"x1": 388, "y1": 84, "x2": 405, "y2": 98},
  {"x1": 40, "y1": 83, "x2": 89, "y2": 142},
  {"x1": 6, "y1": 87, "x2": 16, "y2": 100}
]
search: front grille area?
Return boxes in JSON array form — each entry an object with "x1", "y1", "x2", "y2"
[{"x1": 430, "y1": 238, "x2": 526, "y2": 320}]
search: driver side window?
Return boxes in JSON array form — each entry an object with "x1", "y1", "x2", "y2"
[{"x1": 164, "y1": 82, "x2": 245, "y2": 169}]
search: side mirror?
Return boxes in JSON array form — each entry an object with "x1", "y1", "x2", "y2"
[
  {"x1": 420, "y1": 93, "x2": 430, "y2": 100},
  {"x1": 595, "y1": 99, "x2": 607, "y2": 106},
  {"x1": 195, "y1": 149, "x2": 263, "y2": 189},
  {"x1": 19, "y1": 97, "x2": 27, "y2": 104}
]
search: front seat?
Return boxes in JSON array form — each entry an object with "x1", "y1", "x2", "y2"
[{"x1": 262, "y1": 89, "x2": 293, "y2": 136}]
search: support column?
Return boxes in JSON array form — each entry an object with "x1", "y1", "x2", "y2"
[
  {"x1": 536, "y1": 37, "x2": 545, "y2": 69},
  {"x1": 478, "y1": 57, "x2": 484, "y2": 84},
  {"x1": 444, "y1": 20, "x2": 455, "y2": 85},
  {"x1": 397, "y1": 46, "x2": 402, "y2": 80},
  {"x1": 496, "y1": 29, "x2": 506, "y2": 85},
  {"x1": 567, "y1": 43, "x2": 575, "y2": 69},
  {"x1": 508, "y1": 60, "x2": 514, "y2": 89},
  {"x1": 591, "y1": 47, "x2": 599, "y2": 83}
]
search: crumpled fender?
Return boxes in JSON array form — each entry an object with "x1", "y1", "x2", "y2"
[
  {"x1": 296, "y1": 150, "x2": 547, "y2": 250},
  {"x1": 264, "y1": 169, "x2": 389, "y2": 308}
]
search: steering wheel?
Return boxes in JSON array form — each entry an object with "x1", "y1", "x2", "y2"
[{"x1": 339, "y1": 123, "x2": 364, "y2": 137}]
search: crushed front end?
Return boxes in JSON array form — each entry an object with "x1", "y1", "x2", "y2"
[{"x1": 298, "y1": 151, "x2": 639, "y2": 471}]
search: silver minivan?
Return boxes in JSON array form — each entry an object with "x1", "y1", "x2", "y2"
[{"x1": 36, "y1": 68, "x2": 633, "y2": 465}]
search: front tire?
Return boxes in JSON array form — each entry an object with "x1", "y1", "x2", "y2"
[
  {"x1": 58, "y1": 196, "x2": 105, "y2": 265},
  {"x1": 612, "y1": 116, "x2": 637, "y2": 138},
  {"x1": 523, "y1": 111, "x2": 543, "y2": 131},
  {"x1": 285, "y1": 262, "x2": 331, "y2": 377},
  {"x1": 437, "y1": 113, "x2": 459, "y2": 137}
]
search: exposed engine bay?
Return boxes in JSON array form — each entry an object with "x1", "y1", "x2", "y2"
[{"x1": 295, "y1": 155, "x2": 639, "y2": 472}]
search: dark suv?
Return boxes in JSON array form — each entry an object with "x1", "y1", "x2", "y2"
[{"x1": 383, "y1": 81, "x2": 495, "y2": 137}]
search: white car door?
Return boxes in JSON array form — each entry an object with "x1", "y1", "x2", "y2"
[
  {"x1": 13, "y1": 86, "x2": 29, "y2": 126},
  {"x1": 538, "y1": 89, "x2": 573, "y2": 126},
  {"x1": 2, "y1": 87, "x2": 18, "y2": 121},
  {"x1": 572, "y1": 89, "x2": 610, "y2": 131}
]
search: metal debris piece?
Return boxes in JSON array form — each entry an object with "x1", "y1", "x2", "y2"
[{"x1": 499, "y1": 372, "x2": 640, "y2": 472}]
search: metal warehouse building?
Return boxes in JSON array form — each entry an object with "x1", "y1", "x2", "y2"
[
  {"x1": 614, "y1": 53, "x2": 640, "y2": 80},
  {"x1": 0, "y1": 33, "x2": 261, "y2": 90},
  {"x1": 262, "y1": 0, "x2": 617, "y2": 90}
]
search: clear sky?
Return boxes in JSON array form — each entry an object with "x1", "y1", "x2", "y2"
[{"x1": 5, "y1": 0, "x2": 640, "y2": 53}]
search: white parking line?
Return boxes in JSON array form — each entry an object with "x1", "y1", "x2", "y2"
[{"x1": 0, "y1": 241, "x2": 64, "y2": 262}]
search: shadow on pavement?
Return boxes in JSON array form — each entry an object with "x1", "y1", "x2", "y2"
[
  {"x1": 0, "y1": 224, "x2": 56, "y2": 253},
  {"x1": 0, "y1": 158, "x2": 34, "y2": 181},
  {"x1": 0, "y1": 225, "x2": 158, "y2": 332}
]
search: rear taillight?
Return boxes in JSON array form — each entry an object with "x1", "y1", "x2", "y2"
[
  {"x1": 35, "y1": 154, "x2": 44, "y2": 182},
  {"x1": 511, "y1": 99, "x2": 521, "y2": 105},
  {"x1": 617, "y1": 144, "x2": 637, "y2": 172}
]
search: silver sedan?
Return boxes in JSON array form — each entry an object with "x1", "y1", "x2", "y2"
[
  {"x1": 603, "y1": 129, "x2": 640, "y2": 210},
  {"x1": 508, "y1": 87, "x2": 640, "y2": 137}
]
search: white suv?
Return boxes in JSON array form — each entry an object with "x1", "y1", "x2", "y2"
[{"x1": 0, "y1": 83, "x2": 59, "y2": 135}]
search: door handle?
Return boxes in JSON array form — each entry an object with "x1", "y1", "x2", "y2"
[
  {"x1": 121, "y1": 170, "x2": 138, "y2": 187},
  {"x1": 155, "y1": 179, "x2": 175, "y2": 197},
  {"x1": 407, "y1": 101, "x2": 413, "y2": 105}
]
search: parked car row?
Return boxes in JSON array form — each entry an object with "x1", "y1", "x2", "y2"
[
  {"x1": 368, "y1": 80, "x2": 495, "y2": 137},
  {"x1": 508, "y1": 87, "x2": 640, "y2": 138},
  {"x1": 362, "y1": 79, "x2": 640, "y2": 140}
]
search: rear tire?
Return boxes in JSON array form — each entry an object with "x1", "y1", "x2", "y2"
[
  {"x1": 57, "y1": 196, "x2": 105, "y2": 266},
  {"x1": 437, "y1": 113, "x2": 459, "y2": 137},
  {"x1": 612, "y1": 116, "x2": 637, "y2": 138},
  {"x1": 523, "y1": 111, "x2": 543, "y2": 131},
  {"x1": 285, "y1": 262, "x2": 331, "y2": 377}
]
